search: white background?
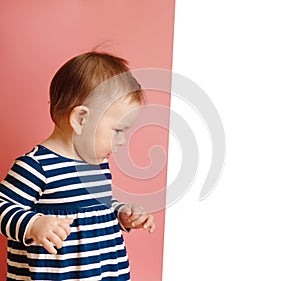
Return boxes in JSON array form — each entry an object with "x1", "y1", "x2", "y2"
[{"x1": 163, "y1": 1, "x2": 300, "y2": 280}]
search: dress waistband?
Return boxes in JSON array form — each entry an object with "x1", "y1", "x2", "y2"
[{"x1": 32, "y1": 203, "x2": 113, "y2": 215}]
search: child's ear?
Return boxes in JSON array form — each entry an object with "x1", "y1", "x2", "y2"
[{"x1": 69, "y1": 106, "x2": 89, "y2": 135}]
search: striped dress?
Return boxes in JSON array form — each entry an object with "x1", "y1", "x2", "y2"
[{"x1": 0, "y1": 145, "x2": 130, "y2": 281}]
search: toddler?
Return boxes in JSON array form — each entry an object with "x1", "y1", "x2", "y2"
[{"x1": 0, "y1": 52, "x2": 156, "y2": 280}]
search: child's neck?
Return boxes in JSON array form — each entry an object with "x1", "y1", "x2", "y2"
[{"x1": 41, "y1": 125, "x2": 80, "y2": 160}]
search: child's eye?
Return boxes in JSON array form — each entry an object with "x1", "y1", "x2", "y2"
[{"x1": 114, "y1": 129, "x2": 123, "y2": 133}]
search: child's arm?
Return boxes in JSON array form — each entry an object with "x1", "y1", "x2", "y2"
[
  {"x1": 0, "y1": 155, "x2": 73, "y2": 253},
  {"x1": 118, "y1": 204, "x2": 156, "y2": 233},
  {"x1": 0, "y1": 156, "x2": 45, "y2": 244}
]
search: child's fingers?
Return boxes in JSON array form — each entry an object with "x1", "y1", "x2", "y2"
[
  {"x1": 41, "y1": 238, "x2": 57, "y2": 255},
  {"x1": 149, "y1": 223, "x2": 156, "y2": 233},
  {"x1": 42, "y1": 222, "x2": 72, "y2": 254},
  {"x1": 65, "y1": 217, "x2": 74, "y2": 225},
  {"x1": 54, "y1": 225, "x2": 69, "y2": 241},
  {"x1": 143, "y1": 215, "x2": 155, "y2": 231},
  {"x1": 130, "y1": 213, "x2": 148, "y2": 228},
  {"x1": 48, "y1": 232, "x2": 64, "y2": 249},
  {"x1": 60, "y1": 217, "x2": 74, "y2": 226},
  {"x1": 148, "y1": 221, "x2": 156, "y2": 233},
  {"x1": 118, "y1": 204, "x2": 156, "y2": 232},
  {"x1": 58, "y1": 217, "x2": 74, "y2": 236}
]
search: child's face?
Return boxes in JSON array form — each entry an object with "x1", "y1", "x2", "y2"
[
  {"x1": 94, "y1": 97, "x2": 140, "y2": 163},
  {"x1": 73, "y1": 97, "x2": 140, "y2": 164}
]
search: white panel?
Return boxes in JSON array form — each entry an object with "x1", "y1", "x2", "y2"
[{"x1": 164, "y1": 1, "x2": 300, "y2": 280}]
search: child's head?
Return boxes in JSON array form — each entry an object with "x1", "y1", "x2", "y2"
[
  {"x1": 49, "y1": 51, "x2": 144, "y2": 164},
  {"x1": 49, "y1": 52, "x2": 143, "y2": 127}
]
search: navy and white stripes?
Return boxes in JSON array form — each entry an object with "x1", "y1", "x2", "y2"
[{"x1": 0, "y1": 145, "x2": 130, "y2": 280}]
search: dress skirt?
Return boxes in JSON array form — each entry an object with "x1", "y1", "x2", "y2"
[{"x1": 7, "y1": 205, "x2": 130, "y2": 281}]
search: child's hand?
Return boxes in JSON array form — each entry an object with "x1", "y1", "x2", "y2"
[
  {"x1": 118, "y1": 204, "x2": 156, "y2": 233},
  {"x1": 25, "y1": 215, "x2": 74, "y2": 254}
]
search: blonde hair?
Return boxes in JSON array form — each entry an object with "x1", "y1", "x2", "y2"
[{"x1": 49, "y1": 52, "x2": 143, "y2": 126}]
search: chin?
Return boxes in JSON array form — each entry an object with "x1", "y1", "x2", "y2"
[{"x1": 97, "y1": 156, "x2": 109, "y2": 164}]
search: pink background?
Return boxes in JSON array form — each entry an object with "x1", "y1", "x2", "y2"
[{"x1": 0, "y1": 1, "x2": 175, "y2": 280}]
